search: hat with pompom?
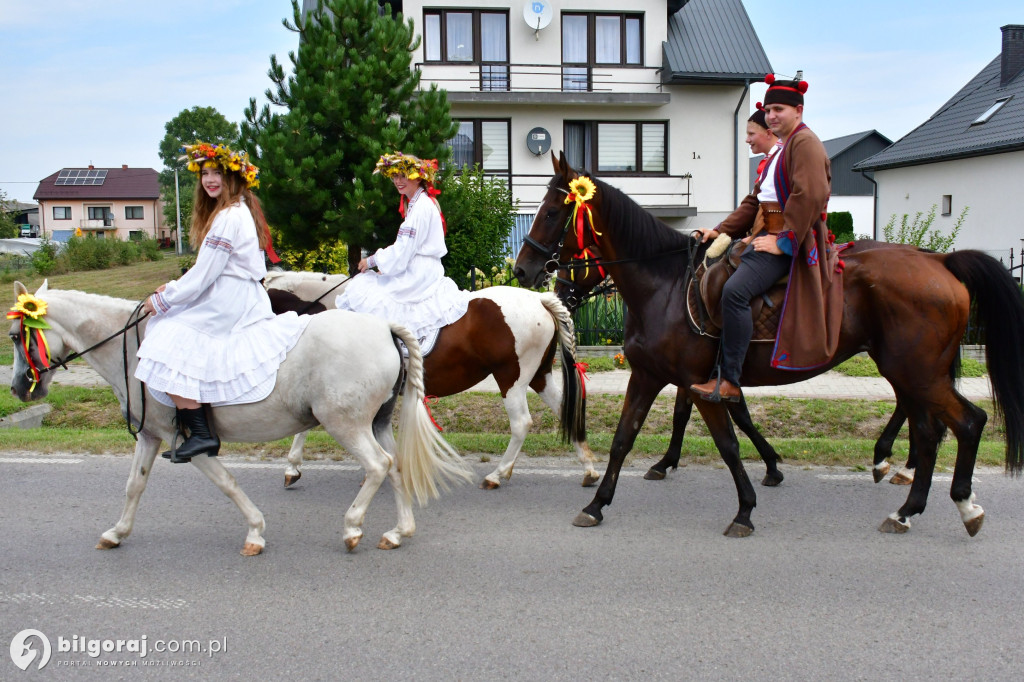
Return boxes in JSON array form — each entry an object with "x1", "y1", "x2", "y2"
[
  {"x1": 748, "y1": 103, "x2": 769, "y2": 130},
  {"x1": 763, "y1": 73, "x2": 808, "y2": 108}
]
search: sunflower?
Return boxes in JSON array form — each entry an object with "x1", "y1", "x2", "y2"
[
  {"x1": 12, "y1": 293, "x2": 48, "y2": 320},
  {"x1": 567, "y1": 176, "x2": 596, "y2": 203}
]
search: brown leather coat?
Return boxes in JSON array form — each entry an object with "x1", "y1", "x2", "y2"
[{"x1": 716, "y1": 124, "x2": 843, "y2": 370}]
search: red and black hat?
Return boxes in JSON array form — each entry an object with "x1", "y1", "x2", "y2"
[
  {"x1": 763, "y1": 73, "x2": 808, "y2": 107},
  {"x1": 748, "y1": 103, "x2": 769, "y2": 129}
]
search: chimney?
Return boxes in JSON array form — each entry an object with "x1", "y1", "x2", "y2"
[
  {"x1": 122, "y1": 164, "x2": 128, "y2": 169},
  {"x1": 88, "y1": 164, "x2": 94, "y2": 170},
  {"x1": 1001, "y1": 24, "x2": 1024, "y2": 87}
]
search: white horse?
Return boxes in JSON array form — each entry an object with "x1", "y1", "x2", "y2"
[
  {"x1": 8, "y1": 281, "x2": 473, "y2": 555},
  {"x1": 264, "y1": 270, "x2": 600, "y2": 489}
]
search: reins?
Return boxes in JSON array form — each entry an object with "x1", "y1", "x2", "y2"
[
  {"x1": 292, "y1": 273, "x2": 353, "y2": 315},
  {"x1": 34, "y1": 299, "x2": 151, "y2": 440}
]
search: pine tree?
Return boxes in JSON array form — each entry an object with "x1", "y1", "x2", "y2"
[{"x1": 242, "y1": 0, "x2": 457, "y2": 272}]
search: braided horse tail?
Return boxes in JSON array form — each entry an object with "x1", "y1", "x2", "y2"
[
  {"x1": 389, "y1": 323, "x2": 474, "y2": 505},
  {"x1": 538, "y1": 292, "x2": 587, "y2": 445}
]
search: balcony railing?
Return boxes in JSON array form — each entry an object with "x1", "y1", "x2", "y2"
[
  {"x1": 418, "y1": 62, "x2": 663, "y2": 95},
  {"x1": 80, "y1": 218, "x2": 115, "y2": 229}
]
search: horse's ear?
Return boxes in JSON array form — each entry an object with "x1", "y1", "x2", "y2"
[
  {"x1": 550, "y1": 151, "x2": 560, "y2": 174},
  {"x1": 13, "y1": 281, "x2": 27, "y2": 298},
  {"x1": 556, "y1": 151, "x2": 579, "y2": 182},
  {"x1": 36, "y1": 280, "x2": 49, "y2": 296}
]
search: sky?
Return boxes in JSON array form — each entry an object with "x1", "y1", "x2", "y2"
[{"x1": 1, "y1": 0, "x2": 1021, "y2": 204}]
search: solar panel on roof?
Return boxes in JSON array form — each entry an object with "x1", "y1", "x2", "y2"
[{"x1": 55, "y1": 169, "x2": 107, "y2": 185}]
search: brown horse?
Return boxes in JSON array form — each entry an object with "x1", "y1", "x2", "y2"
[
  {"x1": 553, "y1": 242, "x2": 921, "y2": 486},
  {"x1": 516, "y1": 153, "x2": 1024, "y2": 537}
]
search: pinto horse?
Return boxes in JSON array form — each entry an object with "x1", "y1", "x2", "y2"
[
  {"x1": 515, "y1": 153, "x2": 1024, "y2": 537},
  {"x1": 264, "y1": 271, "x2": 599, "y2": 489},
  {"x1": 8, "y1": 282, "x2": 473, "y2": 554},
  {"x1": 553, "y1": 243, "x2": 920, "y2": 486}
]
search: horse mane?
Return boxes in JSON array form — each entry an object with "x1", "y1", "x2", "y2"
[
  {"x1": 46, "y1": 288, "x2": 139, "y2": 312},
  {"x1": 588, "y1": 176, "x2": 694, "y2": 279}
]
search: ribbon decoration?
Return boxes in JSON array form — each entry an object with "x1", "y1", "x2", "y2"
[
  {"x1": 572, "y1": 246, "x2": 606, "y2": 283},
  {"x1": 423, "y1": 395, "x2": 443, "y2": 432},
  {"x1": 574, "y1": 361, "x2": 590, "y2": 400},
  {"x1": 7, "y1": 293, "x2": 52, "y2": 392},
  {"x1": 564, "y1": 177, "x2": 601, "y2": 254}
]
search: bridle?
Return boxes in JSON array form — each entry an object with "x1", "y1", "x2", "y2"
[{"x1": 10, "y1": 299, "x2": 151, "y2": 439}]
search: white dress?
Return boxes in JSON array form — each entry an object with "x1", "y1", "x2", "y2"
[
  {"x1": 135, "y1": 197, "x2": 309, "y2": 407},
  {"x1": 336, "y1": 187, "x2": 469, "y2": 342}
]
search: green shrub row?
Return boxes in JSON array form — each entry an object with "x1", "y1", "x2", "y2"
[{"x1": 31, "y1": 235, "x2": 162, "y2": 275}]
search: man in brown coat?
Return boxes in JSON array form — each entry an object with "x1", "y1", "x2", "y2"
[{"x1": 691, "y1": 73, "x2": 842, "y2": 402}]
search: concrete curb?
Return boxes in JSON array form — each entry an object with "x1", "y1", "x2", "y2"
[{"x1": 0, "y1": 404, "x2": 52, "y2": 429}]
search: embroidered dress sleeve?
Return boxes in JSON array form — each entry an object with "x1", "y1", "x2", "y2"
[
  {"x1": 150, "y1": 209, "x2": 239, "y2": 315},
  {"x1": 371, "y1": 197, "x2": 432, "y2": 275}
]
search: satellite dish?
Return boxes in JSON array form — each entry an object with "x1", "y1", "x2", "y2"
[{"x1": 523, "y1": 1, "x2": 553, "y2": 31}]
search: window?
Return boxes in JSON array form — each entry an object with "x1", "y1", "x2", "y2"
[
  {"x1": 941, "y1": 195, "x2": 952, "y2": 216},
  {"x1": 424, "y1": 9, "x2": 509, "y2": 91},
  {"x1": 125, "y1": 206, "x2": 144, "y2": 220},
  {"x1": 562, "y1": 12, "x2": 643, "y2": 91},
  {"x1": 53, "y1": 206, "x2": 71, "y2": 220},
  {"x1": 447, "y1": 119, "x2": 511, "y2": 180},
  {"x1": 972, "y1": 96, "x2": 1011, "y2": 125},
  {"x1": 88, "y1": 207, "x2": 114, "y2": 225},
  {"x1": 565, "y1": 121, "x2": 666, "y2": 175}
]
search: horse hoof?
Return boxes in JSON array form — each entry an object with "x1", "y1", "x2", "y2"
[
  {"x1": 761, "y1": 472, "x2": 783, "y2": 487},
  {"x1": 344, "y1": 534, "x2": 362, "y2": 552},
  {"x1": 878, "y1": 515, "x2": 910, "y2": 534},
  {"x1": 643, "y1": 468, "x2": 667, "y2": 481},
  {"x1": 240, "y1": 542, "x2": 264, "y2": 556},
  {"x1": 890, "y1": 470, "x2": 914, "y2": 486},
  {"x1": 284, "y1": 471, "x2": 301, "y2": 487},
  {"x1": 573, "y1": 511, "x2": 601, "y2": 527},
  {"x1": 480, "y1": 478, "x2": 501, "y2": 490},
  {"x1": 378, "y1": 536, "x2": 400, "y2": 550},
  {"x1": 96, "y1": 537, "x2": 120, "y2": 550},
  {"x1": 964, "y1": 512, "x2": 985, "y2": 537},
  {"x1": 723, "y1": 521, "x2": 754, "y2": 538},
  {"x1": 582, "y1": 471, "x2": 601, "y2": 487},
  {"x1": 873, "y1": 462, "x2": 890, "y2": 483}
]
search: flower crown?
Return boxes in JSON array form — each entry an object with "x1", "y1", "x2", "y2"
[
  {"x1": 180, "y1": 142, "x2": 260, "y2": 189},
  {"x1": 374, "y1": 152, "x2": 438, "y2": 185}
]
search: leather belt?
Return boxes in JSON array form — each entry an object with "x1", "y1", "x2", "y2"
[{"x1": 752, "y1": 201, "x2": 785, "y2": 237}]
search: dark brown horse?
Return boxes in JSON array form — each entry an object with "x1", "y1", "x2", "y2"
[
  {"x1": 516, "y1": 153, "x2": 1024, "y2": 537},
  {"x1": 553, "y1": 242, "x2": 921, "y2": 486}
]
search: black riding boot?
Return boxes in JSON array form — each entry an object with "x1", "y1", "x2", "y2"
[{"x1": 162, "y1": 406, "x2": 220, "y2": 464}]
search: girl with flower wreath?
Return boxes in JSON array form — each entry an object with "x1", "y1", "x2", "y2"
[
  {"x1": 335, "y1": 152, "x2": 469, "y2": 352},
  {"x1": 134, "y1": 142, "x2": 308, "y2": 463}
]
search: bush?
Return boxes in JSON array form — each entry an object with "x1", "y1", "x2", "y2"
[
  {"x1": 437, "y1": 165, "x2": 519, "y2": 290},
  {"x1": 30, "y1": 238, "x2": 61, "y2": 276},
  {"x1": 883, "y1": 204, "x2": 967, "y2": 252},
  {"x1": 826, "y1": 211, "x2": 854, "y2": 243}
]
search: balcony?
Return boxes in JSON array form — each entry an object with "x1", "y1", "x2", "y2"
[
  {"x1": 419, "y1": 63, "x2": 670, "y2": 107},
  {"x1": 499, "y1": 172, "x2": 692, "y2": 216},
  {"x1": 80, "y1": 218, "x2": 115, "y2": 230}
]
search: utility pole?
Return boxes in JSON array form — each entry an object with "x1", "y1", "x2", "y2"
[{"x1": 174, "y1": 167, "x2": 182, "y2": 255}]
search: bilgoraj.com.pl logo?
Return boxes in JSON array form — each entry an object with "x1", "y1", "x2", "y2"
[{"x1": 9, "y1": 629, "x2": 226, "y2": 670}]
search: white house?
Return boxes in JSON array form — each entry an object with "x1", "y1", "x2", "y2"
[
  {"x1": 855, "y1": 24, "x2": 1024, "y2": 261},
  {"x1": 338, "y1": 0, "x2": 772, "y2": 246}
]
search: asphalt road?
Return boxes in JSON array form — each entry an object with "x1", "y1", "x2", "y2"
[{"x1": 2, "y1": 453, "x2": 1023, "y2": 681}]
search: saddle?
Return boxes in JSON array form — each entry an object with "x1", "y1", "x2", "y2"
[{"x1": 687, "y1": 239, "x2": 787, "y2": 341}]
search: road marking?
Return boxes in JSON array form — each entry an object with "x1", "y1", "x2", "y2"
[
  {"x1": 0, "y1": 457, "x2": 84, "y2": 464},
  {"x1": 1, "y1": 592, "x2": 187, "y2": 609}
]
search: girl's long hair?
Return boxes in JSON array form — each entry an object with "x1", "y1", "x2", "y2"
[{"x1": 190, "y1": 164, "x2": 270, "y2": 251}]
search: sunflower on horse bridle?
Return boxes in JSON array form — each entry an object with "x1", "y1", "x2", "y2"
[
  {"x1": 8, "y1": 293, "x2": 53, "y2": 390},
  {"x1": 564, "y1": 177, "x2": 602, "y2": 280}
]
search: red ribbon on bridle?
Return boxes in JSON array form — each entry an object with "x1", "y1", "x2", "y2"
[
  {"x1": 6, "y1": 312, "x2": 51, "y2": 391},
  {"x1": 423, "y1": 395, "x2": 443, "y2": 432}
]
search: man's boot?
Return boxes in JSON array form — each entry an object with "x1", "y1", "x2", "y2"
[{"x1": 162, "y1": 406, "x2": 220, "y2": 463}]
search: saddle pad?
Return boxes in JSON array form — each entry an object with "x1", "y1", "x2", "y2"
[{"x1": 686, "y1": 277, "x2": 784, "y2": 342}]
